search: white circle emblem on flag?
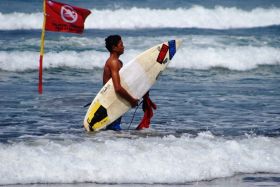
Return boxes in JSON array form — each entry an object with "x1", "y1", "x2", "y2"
[
  {"x1": 47, "y1": 0, "x2": 54, "y2": 6},
  {"x1": 61, "y1": 5, "x2": 78, "y2": 23}
]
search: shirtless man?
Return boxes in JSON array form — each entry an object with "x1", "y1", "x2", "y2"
[{"x1": 103, "y1": 35, "x2": 139, "y2": 130}]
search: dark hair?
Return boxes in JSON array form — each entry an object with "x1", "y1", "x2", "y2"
[{"x1": 105, "y1": 35, "x2": 121, "y2": 52}]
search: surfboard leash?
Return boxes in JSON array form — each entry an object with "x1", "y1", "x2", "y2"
[{"x1": 128, "y1": 99, "x2": 143, "y2": 130}]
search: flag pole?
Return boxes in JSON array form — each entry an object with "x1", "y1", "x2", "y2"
[{"x1": 39, "y1": 0, "x2": 46, "y2": 94}]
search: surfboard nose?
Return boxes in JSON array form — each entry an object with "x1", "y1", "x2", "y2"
[{"x1": 175, "y1": 39, "x2": 183, "y2": 49}]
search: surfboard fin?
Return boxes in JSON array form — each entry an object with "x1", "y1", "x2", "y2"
[
  {"x1": 157, "y1": 44, "x2": 169, "y2": 64},
  {"x1": 168, "y1": 40, "x2": 176, "y2": 60},
  {"x1": 83, "y1": 102, "x2": 91, "y2": 108}
]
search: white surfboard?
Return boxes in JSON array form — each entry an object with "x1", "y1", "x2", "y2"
[{"x1": 84, "y1": 39, "x2": 183, "y2": 131}]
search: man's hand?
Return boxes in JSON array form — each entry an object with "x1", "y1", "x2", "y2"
[{"x1": 130, "y1": 98, "x2": 139, "y2": 108}]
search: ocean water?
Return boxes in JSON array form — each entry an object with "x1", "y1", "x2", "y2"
[{"x1": 1, "y1": 0, "x2": 280, "y2": 186}]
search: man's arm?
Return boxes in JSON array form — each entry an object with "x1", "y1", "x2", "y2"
[{"x1": 110, "y1": 60, "x2": 138, "y2": 107}]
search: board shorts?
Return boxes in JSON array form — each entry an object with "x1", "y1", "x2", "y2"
[{"x1": 106, "y1": 117, "x2": 122, "y2": 131}]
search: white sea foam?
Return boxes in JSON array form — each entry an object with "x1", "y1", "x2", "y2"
[
  {"x1": 171, "y1": 45, "x2": 280, "y2": 70},
  {"x1": 0, "y1": 50, "x2": 136, "y2": 71},
  {"x1": 0, "y1": 6, "x2": 280, "y2": 30},
  {"x1": 0, "y1": 45, "x2": 279, "y2": 71},
  {"x1": 0, "y1": 133, "x2": 280, "y2": 185}
]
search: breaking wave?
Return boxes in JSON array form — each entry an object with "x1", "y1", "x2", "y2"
[
  {"x1": 0, "y1": 45, "x2": 279, "y2": 71},
  {"x1": 0, "y1": 133, "x2": 280, "y2": 185},
  {"x1": 0, "y1": 6, "x2": 280, "y2": 30}
]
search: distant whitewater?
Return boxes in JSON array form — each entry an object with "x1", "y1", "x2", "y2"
[
  {"x1": 0, "y1": 41, "x2": 279, "y2": 71},
  {"x1": 1, "y1": 6, "x2": 280, "y2": 30}
]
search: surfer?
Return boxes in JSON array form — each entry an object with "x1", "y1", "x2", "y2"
[{"x1": 103, "y1": 35, "x2": 139, "y2": 130}]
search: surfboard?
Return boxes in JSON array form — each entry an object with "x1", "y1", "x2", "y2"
[{"x1": 84, "y1": 39, "x2": 183, "y2": 132}]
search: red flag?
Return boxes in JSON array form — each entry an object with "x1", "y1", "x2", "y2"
[{"x1": 45, "y1": 0, "x2": 91, "y2": 34}]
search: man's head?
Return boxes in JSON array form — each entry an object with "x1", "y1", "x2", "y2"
[{"x1": 105, "y1": 35, "x2": 124, "y2": 55}]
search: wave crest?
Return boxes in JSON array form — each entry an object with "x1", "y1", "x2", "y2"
[
  {"x1": 1, "y1": 6, "x2": 280, "y2": 30},
  {"x1": 1, "y1": 45, "x2": 279, "y2": 71}
]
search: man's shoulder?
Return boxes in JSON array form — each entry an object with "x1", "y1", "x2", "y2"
[
  {"x1": 107, "y1": 57, "x2": 121, "y2": 69},
  {"x1": 106, "y1": 56, "x2": 118, "y2": 64}
]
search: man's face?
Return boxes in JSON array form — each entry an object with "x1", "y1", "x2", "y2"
[{"x1": 114, "y1": 40, "x2": 125, "y2": 55}]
